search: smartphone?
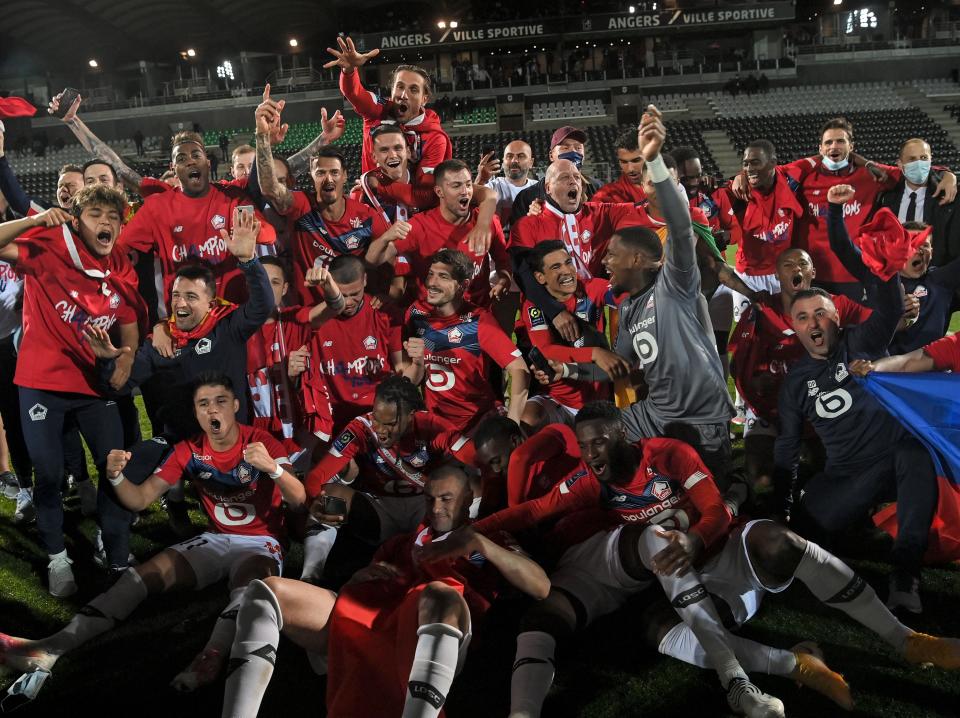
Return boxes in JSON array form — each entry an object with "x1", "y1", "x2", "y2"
[
  {"x1": 528, "y1": 346, "x2": 554, "y2": 376},
  {"x1": 322, "y1": 494, "x2": 348, "y2": 517},
  {"x1": 53, "y1": 88, "x2": 80, "y2": 118},
  {"x1": 235, "y1": 204, "x2": 255, "y2": 224},
  {"x1": 481, "y1": 144, "x2": 497, "y2": 159}
]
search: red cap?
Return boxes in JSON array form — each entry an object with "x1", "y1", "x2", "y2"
[{"x1": 550, "y1": 126, "x2": 587, "y2": 149}]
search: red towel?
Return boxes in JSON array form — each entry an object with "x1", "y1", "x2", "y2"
[{"x1": 0, "y1": 96, "x2": 37, "y2": 118}]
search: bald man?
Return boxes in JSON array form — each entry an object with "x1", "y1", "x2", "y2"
[{"x1": 476, "y1": 139, "x2": 537, "y2": 234}]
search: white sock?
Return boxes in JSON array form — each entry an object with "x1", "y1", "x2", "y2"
[
  {"x1": 204, "y1": 586, "x2": 244, "y2": 656},
  {"x1": 42, "y1": 569, "x2": 147, "y2": 658},
  {"x1": 657, "y1": 622, "x2": 797, "y2": 676},
  {"x1": 300, "y1": 522, "x2": 338, "y2": 582},
  {"x1": 794, "y1": 540, "x2": 912, "y2": 648},
  {"x1": 509, "y1": 631, "x2": 556, "y2": 718},
  {"x1": 401, "y1": 622, "x2": 463, "y2": 718},
  {"x1": 222, "y1": 580, "x2": 282, "y2": 718},
  {"x1": 637, "y1": 529, "x2": 745, "y2": 687}
]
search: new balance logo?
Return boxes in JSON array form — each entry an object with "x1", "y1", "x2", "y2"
[
  {"x1": 826, "y1": 575, "x2": 866, "y2": 604},
  {"x1": 408, "y1": 681, "x2": 445, "y2": 709},
  {"x1": 28, "y1": 404, "x2": 47, "y2": 422}
]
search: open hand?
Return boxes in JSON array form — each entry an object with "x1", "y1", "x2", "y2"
[{"x1": 323, "y1": 36, "x2": 380, "y2": 72}]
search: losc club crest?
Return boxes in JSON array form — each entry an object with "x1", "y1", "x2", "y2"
[
  {"x1": 447, "y1": 327, "x2": 463, "y2": 344},
  {"x1": 28, "y1": 403, "x2": 47, "y2": 421},
  {"x1": 363, "y1": 335, "x2": 378, "y2": 350},
  {"x1": 834, "y1": 363, "x2": 848, "y2": 382},
  {"x1": 651, "y1": 480, "x2": 672, "y2": 501},
  {"x1": 211, "y1": 214, "x2": 226, "y2": 230},
  {"x1": 236, "y1": 464, "x2": 254, "y2": 485},
  {"x1": 109, "y1": 293, "x2": 121, "y2": 309},
  {"x1": 195, "y1": 337, "x2": 212, "y2": 355}
]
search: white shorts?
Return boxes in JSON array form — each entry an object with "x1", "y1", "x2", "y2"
[
  {"x1": 527, "y1": 394, "x2": 577, "y2": 428},
  {"x1": 550, "y1": 527, "x2": 656, "y2": 625},
  {"x1": 170, "y1": 532, "x2": 283, "y2": 590},
  {"x1": 698, "y1": 519, "x2": 792, "y2": 627},
  {"x1": 743, "y1": 406, "x2": 778, "y2": 439},
  {"x1": 362, "y1": 493, "x2": 426, "y2": 542},
  {"x1": 551, "y1": 519, "x2": 791, "y2": 628}
]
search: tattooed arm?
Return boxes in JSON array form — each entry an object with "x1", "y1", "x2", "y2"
[
  {"x1": 49, "y1": 92, "x2": 143, "y2": 192},
  {"x1": 254, "y1": 89, "x2": 294, "y2": 214}
]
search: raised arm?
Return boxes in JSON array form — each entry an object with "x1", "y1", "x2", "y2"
[
  {"x1": 254, "y1": 86, "x2": 294, "y2": 214},
  {"x1": 286, "y1": 107, "x2": 346, "y2": 178},
  {"x1": 104, "y1": 449, "x2": 171, "y2": 512},
  {"x1": 325, "y1": 36, "x2": 382, "y2": 119},
  {"x1": 0, "y1": 129, "x2": 37, "y2": 215},
  {"x1": 825, "y1": 184, "x2": 873, "y2": 285},
  {"x1": 0, "y1": 208, "x2": 72, "y2": 262},
  {"x1": 48, "y1": 92, "x2": 143, "y2": 193}
]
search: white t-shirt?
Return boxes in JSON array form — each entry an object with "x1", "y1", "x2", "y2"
[
  {"x1": 0, "y1": 260, "x2": 21, "y2": 340},
  {"x1": 486, "y1": 176, "x2": 538, "y2": 233}
]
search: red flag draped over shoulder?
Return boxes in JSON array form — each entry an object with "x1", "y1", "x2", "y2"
[{"x1": 0, "y1": 96, "x2": 37, "y2": 118}]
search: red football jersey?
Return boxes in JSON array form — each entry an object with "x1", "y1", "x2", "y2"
[
  {"x1": 924, "y1": 333, "x2": 960, "y2": 372},
  {"x1": 478, "y1": 437, "x2": 731, "y2": 556},
  {"x1": 154, "y1": 424, "x2": 291, "y2": 541},
  {"x1": 405, "y1": 300, "x2": 522, "y2": 432},
  {"x1": 119, "y1": 184, "x2": 277, "y2": 316},
  {"x1": 795, "y1": 161, "x2": 898, "y2": 283},
  {"x1": 394, "y1": 207, "x2": 509, "y2": 309},
  {"x1": 522, "y1": 278, "x2": 614, "y2": 410},
  {"x1": 509, "y1": 201, "x2": 650, "y2": 279},
  {"x1": 592, "y1": 174, "x2": 647, "y2": 204},
  {"x1": 304, "y1": 410, "x2": 474, "y2": 499},
  {"x1": 14, "y1": 225, "x2": 143, "y2": 396},
  {"x1": 284, "y1": 192, "x2": 391, "y2": 304},
  {"x1": 340, "y1": 70, "x2": 452, "y2": 176},
  {"x1": 309, "y1": 297, "x2": 403, "y2": 429}
]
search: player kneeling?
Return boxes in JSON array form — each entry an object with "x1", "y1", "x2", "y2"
[
  {"x1": 221, "y1": 463, "x2": 549, "y2": 718},
  {"x1": 0, "y1": 373, "x2": 305, "y2": 696}
]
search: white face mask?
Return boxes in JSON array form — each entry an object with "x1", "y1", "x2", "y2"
[
  {"x1": 821, "y1": 155, "x2": 849, "y2": 171},
  {"x1": 903, "y1": 159, "x2": 931, "y2": 186}
]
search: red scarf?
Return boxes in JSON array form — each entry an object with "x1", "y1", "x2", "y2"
[
  {"x1": 742, "y1": 169, "x2": 804, "y2": 244},
  {"x1": 168, "y1": 298, "x2": 238, "y2": 349}
]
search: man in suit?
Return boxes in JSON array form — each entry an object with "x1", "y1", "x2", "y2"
[{"x1": 876, "y1": 138, "x2": 960, "y2": 267}]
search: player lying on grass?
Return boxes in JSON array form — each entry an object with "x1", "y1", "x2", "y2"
[
  {"x1": 0, "y1": 372, "x2": 306, "y2": 694},
  {"x1": 465, "y1": 402, "x2": 960, "y2": 718},
  {"x1": 221, "y1": 463, "x2": 549, "y2": 718}
]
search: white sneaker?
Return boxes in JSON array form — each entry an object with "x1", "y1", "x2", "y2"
[
  {"x1": 77, "y1": 479, "x2": 98, "y2": 517},
  {"x1": 47, "y1": 554, "x2": 77, "y2": 598},
  {"x1": 13, "y1": 489, "x2": 35, "y2": 525},
  {"x1": 92, "y1": 528, "x2": 136, "y2": 569},
  {"x1": 1, "y1": 471, "x2": 19, "y2": 499},
  {"x1": 726, "y1": 677, "x2": 785, "y2": 718}
]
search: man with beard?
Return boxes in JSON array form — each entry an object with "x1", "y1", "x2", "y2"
[
  {"x1": 0, "y1": 373, "x2": 305, "y2": 694},
  {"x1": 598, "y1": 107, "x2": 734, "y2": 482},
  {"x1": 0, "y1": 186, "x2": 145, "y2": 594},
  {"x1": 402, "y1": 249, "x2": 529, "y2": 433},
  {"x1": 367, "y1": 159, "x2": 512, "y2": 309},
  {"x1": 119, "y1": 131, "x2": 277, "y2": 320},
  {"x1": 254, "y1": 96, "x2": 405, "y2": 302},
  {"x1": 325, "y1": 37, "x2": 452, "y2": 177},
  {"x1": 221, "y1": 463, "x2": 548, "y2": 718},
  {"x1": 476, "y1": 401, "x2": 960, "y2": 718},
  {"x1": 774, "y1": 185, "x2": 940, "y2": 613},
  {"x1": 476, "y1": 139, "x2": 537, "y2": 233},
  {"x1": 511, "y1": 126, "x2": 600, "y2": 221},
  {"x1": 730, "y1": 247, "x2": 871, "y2": 488},
  {"x1": 287, "y1": 255, "x2": 404, "y2": 432},
  {"x1": 591, "y1": 128, "x2": 647, "y2": 204}
]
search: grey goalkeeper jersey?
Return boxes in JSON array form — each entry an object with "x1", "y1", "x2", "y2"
[{"x1": 616, "y1": 172, "x2": 734, "y2": 439}]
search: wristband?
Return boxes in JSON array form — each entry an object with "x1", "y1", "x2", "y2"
[
  {"x1": 269, "y1": 463, "x2": 284, "y2": 480},
  {"x1": 108, "y1": 472, "x2": 126, "y2": 487},
  {"x1": 646, "y1": 155, "x2": 671, "y2": 184}
]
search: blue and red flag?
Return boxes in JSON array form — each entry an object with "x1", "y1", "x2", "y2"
[{"x1": 860, "y1": 372, "x2": 960, "y2": 563}]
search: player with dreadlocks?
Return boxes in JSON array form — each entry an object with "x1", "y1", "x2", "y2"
[{"x1": 297, "y1": 374, "x2": 476, "y2": 581}]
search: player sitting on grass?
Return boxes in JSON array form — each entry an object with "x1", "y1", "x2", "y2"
[
  {"x1": 472, "y1": 401, "x2": 960, "y2": 718},
  {"x1": 0, "y1": 372, "x2": 305, "y2": 694}
]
